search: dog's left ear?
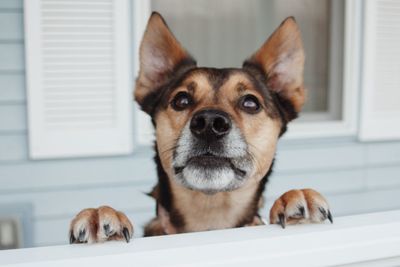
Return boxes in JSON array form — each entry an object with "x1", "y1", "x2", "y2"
[
  {"x1": 244, "y1": 17, "x2": 305, "y2": 118},
  {"x1": 135, "y1": 12, "x2": 196, "y2": 114}
]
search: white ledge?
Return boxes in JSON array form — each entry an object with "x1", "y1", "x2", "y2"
[{"x1": 1, "y1": 210, "x2": 400, "y2": 267}]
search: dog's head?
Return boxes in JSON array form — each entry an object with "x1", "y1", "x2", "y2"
[{"x1": 135, "y1": 13, "x2": 305, "y2": 194}]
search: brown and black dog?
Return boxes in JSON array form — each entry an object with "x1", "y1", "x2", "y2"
[{"x1": 69, "y1": 12, "x2": 332, "y2": 243}]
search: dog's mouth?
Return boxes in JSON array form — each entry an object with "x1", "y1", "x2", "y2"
[
  {"x1": 172, "y1": 151, "x2": 250, "y2": 194},
  {"x1": 171, "y1": 122, "x2": 252, "y2": 194},
  {"x1": 174, "y1": 153, "x2": 247, "y2": 178}
]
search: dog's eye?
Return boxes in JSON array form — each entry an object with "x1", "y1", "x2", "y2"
[
  {"x1": 171, "y1": 92, "x2": 193, "y2": 111},
  {"x1": 240, "y1": 95, "x2": 261, "y2": 114}
]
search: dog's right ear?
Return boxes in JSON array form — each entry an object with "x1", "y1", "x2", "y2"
[{"x1": 135, "y1": 12, "x2": 196, "y2": 114}]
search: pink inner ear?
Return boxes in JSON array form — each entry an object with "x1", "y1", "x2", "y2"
[{"x1": 267, "y1": 53, "x2": 303, "y2": 93}]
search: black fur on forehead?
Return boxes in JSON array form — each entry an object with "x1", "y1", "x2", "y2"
[{"x1": 140, "y1": 62, "x2": 298, "y2": 135}]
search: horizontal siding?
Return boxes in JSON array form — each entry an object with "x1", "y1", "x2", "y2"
[
  {"x1": 366, "y1": 142, "x2": 400, "y2": 165},
  {"x1": 0, "y1": 73, "x2": 26, "y2": 103},
  {"x1": 0, "y1": 0, "x2": 23, "y2": 9},
  {"x1": 0, "y1": 153, "x2": 156, "y2": 192},
  {"x1": 367, "y1": 165, "x2": 400, "y2": 189},
  {"x1": 0, "y1": 43, "x2": 24, "y2": 71},
  {"x1": 274, "y1": 143, "x2": 365, "y2": 173},
  {"x1": 0, "y1": 104, "x2": 26, "y2": 132},
  {"x1": 0, "y1": 140, "x2": 398, "y2": 192},
  {"x1": 0, "y1": 11, "x2": 23, "y2": 40},
  {"x1": 0, "y1": 185, "x2": 155, "y2": 219},
  {"x1": 267, "y1": 168, "x2": 367, "y2": 198},
  {"x1": 0, "y1": 134, "x2": 27, "y2": 161}
]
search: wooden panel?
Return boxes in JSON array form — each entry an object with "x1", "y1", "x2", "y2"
[
  {"x1": 0, "y1": 73, "x2": 26, "y2": 102},
  {"x1": 0, "y1": 104, "x2": 26, "y2": 131},
  {"x1": 0, "y1": 43, "x2": 24, "y2": 71},
  {"x1": 0, "y1": 185, "x2": 155, "y2": 218},
  {"x1": 0, "y1": 0, "x2": 23, "y2": 9},
  {"x1": 0, "y1": 154, "x2": 156, "y2": 192},
  {"x1": 0, "y1": 134, "x2": 27, "y2": 161},
  {"x1": 34, "y1": 210, "x2": 154, "y2": 246},
  {"x1": 0, "y1": 12, "x2": 23, "y2": 40}
]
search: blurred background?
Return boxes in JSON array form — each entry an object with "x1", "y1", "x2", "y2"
[{"x1": 1, "y1": 0, "x2": 400, "y2": 249}]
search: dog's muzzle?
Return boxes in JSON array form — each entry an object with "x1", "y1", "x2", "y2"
[{"x1": 172, "y1": 109, "x2": 252, "y2": 194}]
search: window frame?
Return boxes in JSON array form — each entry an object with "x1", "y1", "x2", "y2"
[{"x1": 132, "y1": 0, "x2": 362, "y2": 145}]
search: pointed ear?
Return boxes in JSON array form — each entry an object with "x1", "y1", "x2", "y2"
[
  {"x1": 245, "y1": 17, "x2": 305, "y2": 115},
  {"x1": 135, "y1": 12, "x2": 196, "y2": 114}
]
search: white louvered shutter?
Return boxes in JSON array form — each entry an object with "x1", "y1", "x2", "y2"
[
  {"x1": 24, "y1": 0, "x2": 133, "y2": 158},
  {"x1": 360, "y1": 0, "x2": 400, "y2": 141}
]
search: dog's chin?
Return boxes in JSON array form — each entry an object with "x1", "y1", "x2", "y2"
[{"x1": 174, "y1": 156, "x2": 247, "y2": 195}]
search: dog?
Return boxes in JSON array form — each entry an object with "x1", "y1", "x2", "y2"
[{"x1": 69, "y1": 12, "x2": 332, "y2": 243}]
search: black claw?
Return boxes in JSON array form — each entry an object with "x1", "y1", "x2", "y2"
[
  {"x1": 122, "y1": 227, "x2": 130, "y2": 243},
  {"x1": 319, "y1": 207, "x2": 327, "y2": 217},
  {"x1": 327, "y1": 210, "x2": 333, "y2": 223},
  {"x1": 298, "y1": 206, "x2": 305, "y2": 217},
  {"x1": 103, "y1": 224, "x2": 111, "y2": 236},
  {"x1": 78, "y1": 229, "x2": 86, "y2": 242},
  {"x1": 69, "y1": 231, "x2": 76, "y2": 244},
  {"x1": 278, "y1": 213, "x2": 286, "y2": 229}
]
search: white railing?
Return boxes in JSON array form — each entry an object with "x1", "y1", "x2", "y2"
[{"x1": 1, "y1": 210, "x2": 400, "y2": 267}]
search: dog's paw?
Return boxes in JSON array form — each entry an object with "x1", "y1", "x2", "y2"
[
  {"x1": 269, "y1": 189, "x2": 332, "y2": 228},
  {"x1": 69, "y1": 206, "x2": 133, "y2": 244}
]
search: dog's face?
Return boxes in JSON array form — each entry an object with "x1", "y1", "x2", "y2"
[{"x1": 135, "y1": 13, "x2": 305, "y2": 194}]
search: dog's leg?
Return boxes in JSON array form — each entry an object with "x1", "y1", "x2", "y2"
[
  {"x1": 69, "y1": 206, "x2": 133, "y2": 244},
  {"x1": 269, "y1": 189, "x2": 332, "y2": 228},
  {"x1": 143, "y1": 204, "x2": 178, "y2": 236},
  {"x1": 244, "y1": 216, "x2": 265, "y2": 227}
]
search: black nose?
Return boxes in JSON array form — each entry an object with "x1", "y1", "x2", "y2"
[{"x1": 190, "y1": 109, "x2": 232, "y2": 139}]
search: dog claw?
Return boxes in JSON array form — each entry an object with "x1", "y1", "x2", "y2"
[
  {"x1": 298, "y1": 206, "x2": 305, "y2": 217},
  {"x1": 319, "y1": 207, "x2": 333, "y2": 223},
  {"x1": 278, "y1": 213, "x2": 286, "y2": 229},
  {"x1": 103, "y1": 224, "x2": 111, "y2": 236},
  {"x1": 78, "y1": 229, "x2": 86, "y2": 242},
  {"x1": 69, "y1": 231, "x2": 76, "y2": 244},
  {"x1": 327, "y1": 210, "x2": 333, "y2": 223},
  {"x1": 122, "y1": 227, "x2": 130, "y2": 243}
]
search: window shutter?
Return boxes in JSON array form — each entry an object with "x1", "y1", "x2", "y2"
[
  {"x1": 24, "y1": 0, "x2": 133, "y2": 158},
  {"x1": 360, "y1": 0, "x2": 400, "y2": 141}
]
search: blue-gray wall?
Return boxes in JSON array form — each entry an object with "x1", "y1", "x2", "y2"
[{"x1": 1, "y1": 0, "x2": 400, "y2": 247}]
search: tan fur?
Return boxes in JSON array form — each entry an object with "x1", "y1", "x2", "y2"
[
  {"x1": 152, "y1": 71, "x2": 281, "y2": 233},
  {"x1": 169, "y1": 180, "x2": 259, "y2": 232},
  {"x1": 135, "y1": 13, "x2": 192, "y2": 106},
  {"x1": 249, "y1": 17, "x2": 306, "y2": 112},
  {"x1": 270, "y1": 189, "x2": 330, "y2": 226},
  {"x1": 69, "y1": 206, "x2": 133, "y2": 243}
]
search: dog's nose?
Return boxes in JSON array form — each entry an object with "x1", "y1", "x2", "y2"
[{"x1": 190, "y1": 109, "x2": 232, "y2": 139}]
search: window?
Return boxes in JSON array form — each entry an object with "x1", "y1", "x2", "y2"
[{"x1": 134, "y1": 0, "x2": 360, "y2": 143}]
